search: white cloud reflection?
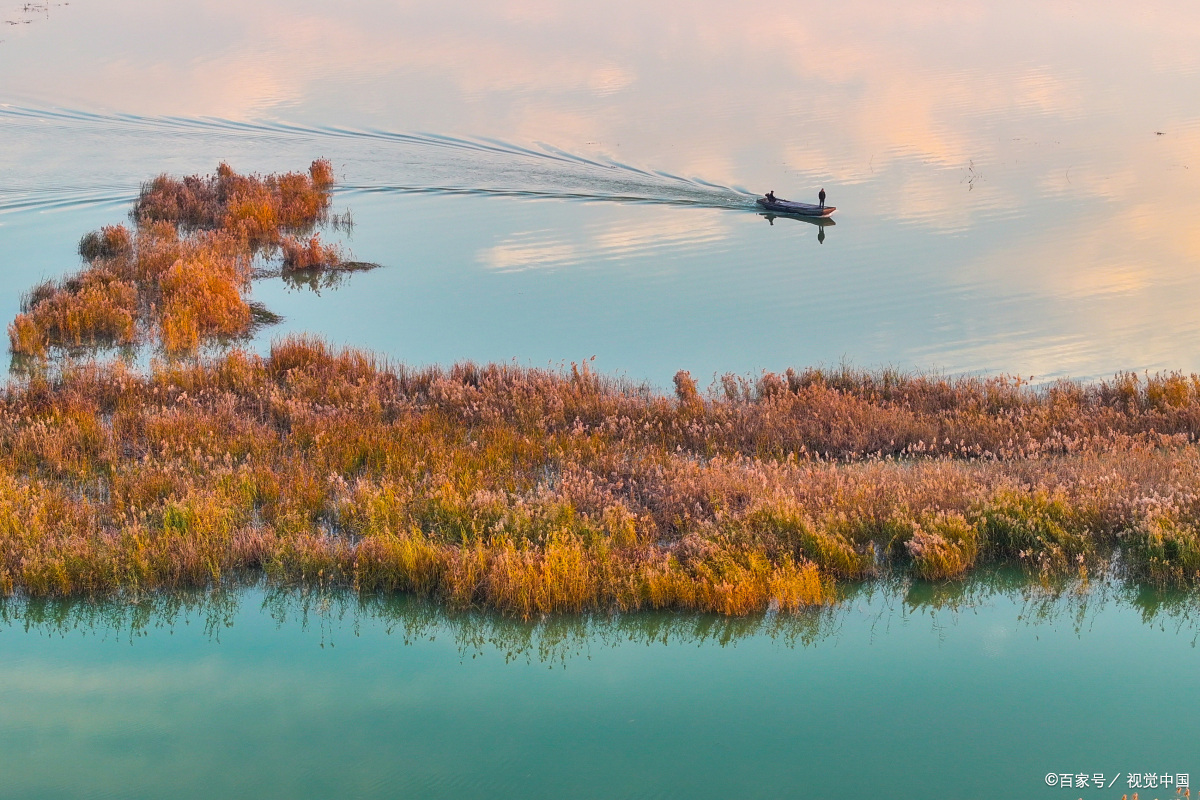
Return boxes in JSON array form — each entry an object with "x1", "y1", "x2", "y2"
[{"x1": 481, "y1": 207, "x2": 730, "y2": 273}]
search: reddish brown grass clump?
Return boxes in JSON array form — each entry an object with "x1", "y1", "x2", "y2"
[
  {"x1": 79, "y1": 224, "x2": 134, "y2": 263},
  {"x1": 158, "y1": 242, "x2": 253, "y2": 352},
  {"x1": 280, "y1": 234, "x2": 344, "y2": 272},
  {"x1": 308, "y1": 158, "x2": 335, "y2": 192},
  {"x1": 8, "y1": 270, "x2": 137, "y2": 356},
  {"x1": 134, "y1": 159, "x2": 334, "y2": 246}
]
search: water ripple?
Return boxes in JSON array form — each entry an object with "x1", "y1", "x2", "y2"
[{"x1": 0, "y1": 103, "x2": 758, "y2": 215}]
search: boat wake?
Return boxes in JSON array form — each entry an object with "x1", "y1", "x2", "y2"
[{"x1": 0, "y1": 104, "x2": 757, "y2": 216}]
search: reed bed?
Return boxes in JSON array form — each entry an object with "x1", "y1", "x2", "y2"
[
  {"x1": 9, "y1": 160, "x2": 1200, "y2": 616},
  {"x1": 3, "y1": 336, "x2": 1200, "y2": 615},
  {"x1": 8, "y1": 161, "x2": 338, "y2": 358}
]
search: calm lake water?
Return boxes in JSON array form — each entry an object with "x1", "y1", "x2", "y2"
[
  {"x1": 4, "y1": 3, "x2": 1200, "y2": 797},
  {"x1": 2, "y1": 579, "x2": 1199, "y2": 800},
  {"x1": 3, "y1": 0, "x2": 1200, "y2": 383}
]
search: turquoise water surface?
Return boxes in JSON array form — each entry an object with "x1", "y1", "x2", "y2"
[{"x1": 2, "y1": 579, "x2": 1198, "y2": 799}]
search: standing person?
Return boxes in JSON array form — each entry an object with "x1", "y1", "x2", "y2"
[{"x1": 818, "y1": 188, "x2": 826, "y2": 208}]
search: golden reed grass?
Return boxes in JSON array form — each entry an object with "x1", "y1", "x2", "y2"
[
  {"x1": 8, "y1": 161, "x2": 1200, "y2": 616},
  {"x1": 8, "y1": 161, "x2": 337, "y2": 358},
  {"x1": 2, "y1": 335, "x2": 1200, "y2": 614}
]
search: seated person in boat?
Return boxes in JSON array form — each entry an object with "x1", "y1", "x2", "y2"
[{"x1": 765, "y1": 191, "x2": 776, "y2": 203}]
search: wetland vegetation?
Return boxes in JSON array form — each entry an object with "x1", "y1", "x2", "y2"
[
  {"x1": 8, "y1": 160, "x2": 348, "y2": 358},
  {"x1": 7, "y1": 5, "x2": 1200, "y2": 795},
  {"x1": 8, "y1": 162, "x2": 1200, "y2": 618}
]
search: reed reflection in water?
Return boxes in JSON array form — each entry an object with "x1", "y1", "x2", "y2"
[
  {"x1": 3, "y1": 574, "x2": 1200, "y2": 799},
  {"x1": 7, "y1": 570, "x2": 1200, "y2": 658}
]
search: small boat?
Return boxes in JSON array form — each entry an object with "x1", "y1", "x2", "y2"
[{"x1": 755, "y1": 197, "x2": 835, "y2": 217}]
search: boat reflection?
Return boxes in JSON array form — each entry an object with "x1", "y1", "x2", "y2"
[{"x1": 759, "y1": 212, "x2": 836, "y2": 243}]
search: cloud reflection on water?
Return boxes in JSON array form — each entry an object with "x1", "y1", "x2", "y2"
[
  {"x1": 481, "y1": 208, "x2": 730, "y2": 273},
  {"x1": 2, "y1": 0, "x2": 1200, "y2": 380}
]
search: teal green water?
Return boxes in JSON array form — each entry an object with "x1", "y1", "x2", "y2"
[{"x1": 2, "y1": 580, "x2": 1198, "y2": 799}]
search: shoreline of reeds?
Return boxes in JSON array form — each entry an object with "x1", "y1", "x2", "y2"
[
  {"x1": 7, "y1": 161, "x2": 1200, "y2": 617},
  {"x1": 5, "y1": 338, "x2": 1200, "y2": 615}
]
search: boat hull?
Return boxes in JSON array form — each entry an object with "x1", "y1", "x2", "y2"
[{"x1": 755, "y1": 198, "x2": 835, "y2": 217}]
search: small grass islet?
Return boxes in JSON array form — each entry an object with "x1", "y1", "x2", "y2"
[
  {"x1": 7, "y1": 163, "x2": 1200, "y2": 617},
  {"x1": 8, "y1": 160, "x2": 352, "y2": 359}
]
